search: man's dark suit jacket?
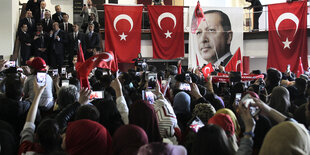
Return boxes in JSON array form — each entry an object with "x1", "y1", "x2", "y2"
[
  {"x1": 59, "y1": 22, "x2": 73, "y2": 33},
  {"x1": 52, "y1": 12, "x2": 66, "y2": 24}
]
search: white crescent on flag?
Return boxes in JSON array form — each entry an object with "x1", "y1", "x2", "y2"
[
  {"x1": 102, "y1": 52, "x2": 113, "y2": 62},
  {"x1": 157, "y1": 12, "x2": 177, "y2": 30},
  {"x1": 275, "y1": 12, "x2": 299, "y2": 37},
  {"x1": 236, "y1": 60, "x2": 241, "y2": 70},
  {"x1": 113, "y1": 14, "x2": 134, "y2": 32}
]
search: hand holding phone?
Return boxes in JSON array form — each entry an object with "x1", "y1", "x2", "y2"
[
  {"x1": 147, "y1": 73, "x2": 157, "y2": 90},
  {"x1": 240, "y1": 94, "x2": 260, "y2": 117},
  {"x1": 36, "y1": 72, "x2": 46, "y2": 86}
]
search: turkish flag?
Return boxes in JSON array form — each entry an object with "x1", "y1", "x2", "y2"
[
  {"x1": 104, "y1": 4, "x2": 143, "y2": 63},
  {"x1": 201, "y1": 63, "x2": 213, "y2": 79},
  {"x1": 297, "y1": 57, "x2": 304, "y2": 77},
  {"x1": 267, "y1": 1, "x2": 308, "y2": 73},
  {"x1": 191, "y1": 1, "x2": 204, "y2": 34},
  {"x1": 148, "y1": 6, "x2": 184, "y2": 59},
  {"x1": 76, "y1": 51, "x2": 118, "y2": 88},
  {"x1": 225, "y1": 47, "x2": 243, "y2": 74}
]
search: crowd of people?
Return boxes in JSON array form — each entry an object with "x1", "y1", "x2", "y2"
[
  {"x1": 1, "y1": 0, "x2": 310, "y2": 155},
  {"x1": 19, "y1": 0, "x2": 100, "y2": 69},
  {"x1": 0, "y1": 55, "x2": 310, "y2": 155}
]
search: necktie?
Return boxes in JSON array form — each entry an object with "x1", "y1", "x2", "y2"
[
  {"x1": 41, "y1": 9, "x2": 44, "y2": 19},
  {"x1": 74, "y1": 32, "x2": 76, "y2": 40},
  {"x1": 28, "y1": 18, "x2": 32, "y2": 25},
  {"x1": 66, "y1": 23, "x2": 68, "y2": 32}
]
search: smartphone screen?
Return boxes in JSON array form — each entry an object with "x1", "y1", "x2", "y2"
[
  {"x1": 61, "y1": 67, "x2": 66, "y2": 75},
  {"x1": 235, "y1": 93, "x2": 242, "y2": 106},
  {"x1": 5, "y1": 61, "x2": 16, "y2": 68},
  {"x1": 61, "y1": 80, "x2": 69, "y2": 87},
  {"x1": 37, "y1": 72, "x2": 46, "y2": 86},
  {"x1": 185, "y1": 73, "x2": 191, "y2": 82},
  {"x1": 179, "y1": 83, "x2": 191, "y2": 91},
  {"x1": 90, "y1": 91, "x2": 104, "y2": 100},
  {"x1": 240, "y1": 94, "x2": 260, "y2": 117},
  {"x1": 145, "y1": 91, "x2": 155, "y2": 104},
  {"x1": 189, "y1": 116, "x2": 205, "y2": 133},
  {"x1": 147, "y1": 73, "x2": 157, "y2": 90},
  {"x1": 53, "y1": 69, "x2": 58, "y2": 77}
]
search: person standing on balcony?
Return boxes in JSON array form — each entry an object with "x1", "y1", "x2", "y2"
[
  {"x1": 80, "y1": 0, "x2": 99, "y2": 26},
  {"x1": 246, "y1": 0, "x2": 262, "y2": 31},
  {"x1": 152, "y1": 0, "x2": 165, "y2": 5},
  {"x1": 26, "y1": 0, "x2": 41, "y2": 23},
  {"x1": 52, "y1": 5, "x2": 66, "y2": 24}
]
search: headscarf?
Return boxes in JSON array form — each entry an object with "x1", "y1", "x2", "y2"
[
  {"x1": 208, "y1": 113, "x2": 235, "y2": 137},
  {"x1": 153, "y1": 99, "x2": 178, "y2": 139},
  {"x1": 192, "y1": 103, "x2": 216, "y2": 125},
  {"x1": 216, "y1": 108, "x2": 241, "y2": 136},
  {"x1": 137, "y1": 142, "x2": 187, "y2": 155},
  {"x1": 129, "y1": 100, "x2": 162, "y2": 142},
  {"x1": 259, "y1": 121, "x2": 310, "y2": 155},
  {"x1": 173, "y1": 92, "x2": 191, "y2": 114},
  {"x1": 112, "y1": 125, "x2": 148, "y2": 155},
  {"x1": 269, "y1": 86, "x2": 290, "y2": 115},
  {"x1": 65, "y1": 119, "x2": 112, "y2": 155}
]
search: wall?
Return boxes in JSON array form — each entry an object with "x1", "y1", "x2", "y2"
[{"x1": 0, "y1": 0, "x2": 19, "y2": 60}]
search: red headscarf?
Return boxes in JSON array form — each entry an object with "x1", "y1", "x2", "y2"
[
  {"x1": 129, "y1": 100, "x2": 162, "y2": 142},
  {"x1": 112, "y1": 124, "x2": 148, "y2": 155},
  {"x1": 65, "y1": 119, "x2": 112, "y2": 155},
  {"x1": 208, "y1": 113, "x2": 235, "y2": 137}
]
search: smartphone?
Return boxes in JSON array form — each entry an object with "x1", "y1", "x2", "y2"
[
  {"x1": 5, "y1": 61, "x2": 16, "y2": 68},
  {"x1": 36, "y1": 72, "x2": 46, "y2": 86},
  {"x1": 188, "y1": 116, "x2": 205, "y2": 133},
  {"x1": 147, "y1": 73, "x2": 157, "y2": 90},
  {"x1": 61, "y1": 80, "x2": 69, "y2": 87},
  {"x1": 179, "y1": 83, "x2": 191, "y2": 91},
  {"x1": 90, "y1": 91, "x2": 104, "y2": 100},
  {"x1": 52, "y1": 69, "x2": 58, "y2": 77},
  {"x1": 185, "y1": 73, "x2": 191, "y2": 82},
  {"x1": 240, "y1": 94, "x2": 260, "y2": 117},
  {"x1": 235, "y1": 93, "x2": 242, "y2": 106},
  {"x1": 144, "y1": 90, "x2": 155, "y2": 104},
  {"x1": 61, "y1": 67, "x2": 66, "y2": 75}
]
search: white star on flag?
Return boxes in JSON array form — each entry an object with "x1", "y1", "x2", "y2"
[
  {"x1": 119, "y1": 32, "x2": 128, "y2": 41},
  {"x1": 92, "y1": 57, "x2": 98, "y2": 62},
  {"x1": 282, "y1": 37, "x2": 292, "y2": 49},
  {"x1": 164, "y1": 30, "x2": 172, "y2": 38}
]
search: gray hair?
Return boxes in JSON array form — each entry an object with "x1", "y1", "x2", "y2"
[{"x1": 57, "y1": 85, "x2": 79, "y2": 109}]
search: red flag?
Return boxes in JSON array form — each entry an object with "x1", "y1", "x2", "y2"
[
  {"x1": 201, "y1": 63, "x2": 213, "y2": 78},
  {"x1": 77, "y1": 40, "x2": 85, "y2": 63},
  {"x1": 191, "y1": 1, "x2": 205, "y2": 34},
  {"x1": 178, "y1": 60, "x2": 182, "y2": 74},
  {"x1": 267, "y1": 1, "x2": 308, "y2": 73},
  {"x1": 225, "y1": 47, "x2": 243, "y2": 73},
  {"x1": 76, "y1": 51, "x2": 118, "y2": 88},
  {"x1": 297, "y1": 57, "x2": 304, "y2": 77},
  {"x1": 104, "y1": 4, "x2": 143, "y2": 63},
  {"x1": 148, "y1": 6, "x2": 184, "y2": 59}
]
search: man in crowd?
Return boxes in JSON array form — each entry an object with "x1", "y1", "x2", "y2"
[
  {"x1": 59, "y1": 14, "x2": 73, "y2": 33},
  {"x1": 52, "y1": 5, "x2": 66, "y2": 24},
  {"x1": 49, "y1": 22, "x2": 67, "y2": 68},
  {"x1": 196, "y1": 10, "x2": 233, "y2": 66},
  {"x1": 81, "y1": 13, "x2": 99, "y2": 33},
  {"x1": 33, "y1": 23, "x2": 49, "y2": 63},
  {"x1": 26, "y1": 0, "x2": 41, "y2": 23},
  {"x1": 85, "y1": 23, "x2": 100, "y2": 60},
  {"x1": 18, "y1": 24, "x2": 33, "y2": 65},
  {"x1": 80, "y1": 0, "x2": 99, "y2": 26},
  {"x1": 39, "y1": 1, "x2": 49, "y2": 21},
  {"x1": 68, "y1": 24, "x2": 86, "y2": 66},
  {"x1": 19, "y1": 10, "x2": 36, "y2": 34},
  {"x1": 41, "y1": 10, "x2": 53, "y2": 33}
]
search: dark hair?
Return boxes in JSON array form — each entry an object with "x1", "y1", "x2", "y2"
[
  {"x1": 36, "y1": 119, "x2": 62, "y2": 152},
  {"x1": 192, "y1": 124, "x2": 234, "y2": 155},
  {"x1": 69, "y1": 77, "x2": 80, "y2": 92},
  {"x1": 5, "y1": 76, "x2": 22, "y2": 100},
  {"x1": 75, "y1": 104, "x2": 100, "y2": 122},
  {"x1": 57, "y1": 85, "x2": 79, "y2": 110},
  {"x1": 204, "y1": 10, "x2": 232, "y2": 32}
]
